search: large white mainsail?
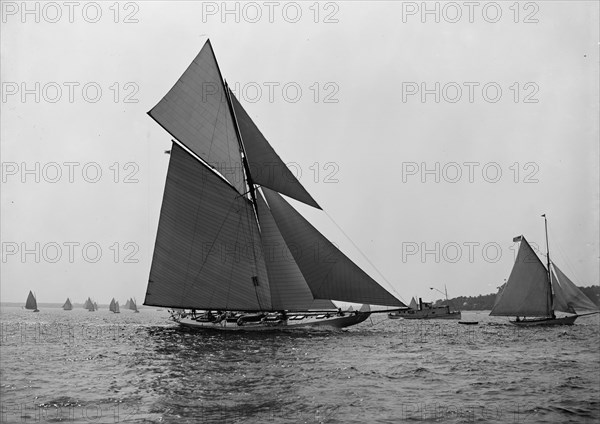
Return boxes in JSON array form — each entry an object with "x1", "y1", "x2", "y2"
[
  {"x1": 144, "y1": 39, "x2": 405, "y2": 318},
  {"x1": 490, "y1": 237, "x2": 551, "y2": 317}
]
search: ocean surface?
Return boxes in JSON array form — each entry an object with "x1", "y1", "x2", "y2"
[{"x1": 1, "y1": 307, "x2": 598, "y2": 424}]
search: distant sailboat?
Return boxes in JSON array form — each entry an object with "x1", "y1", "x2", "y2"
[
  {"x1": 490, "y1": 215, "x2": 599, "y2": 326},
  {"x1": 62, "y1": 298, "x2": 72, "y2": 311},
  {"x1": 93, "y1": 301, "x2": 98, "y2": 311},
  {"x1": 128, "y1": 298, "x2": 139, "y2": 313},
  {"x1": 124, "y1": 299, "x2": 131, "y2": 309},
  {"x1": 25, "y1": 291, "x2": 39, "y2": 312},
  {"x1": 83, "y1": 297, "x2": 95, "y2": 312},
  {"x1": 109, "y1": 298, "x2": 120, "y2": 313},
  {"x1": 143, "y1": 39, "x2": 404, "y2": 330}
]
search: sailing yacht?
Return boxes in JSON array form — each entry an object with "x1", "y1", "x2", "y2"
[
  {"x1": 144, "y1": 39, "x2": 404, "y2": 330},
  {"x1": 62, "y1": 298, "x2": 73, "y2": 311},
  {"x1": 490, "y1": 215, "x2": 599, "y2": 326},
  {"x1": 109, "y1": 298, "x2": 120, "y2": 313},
  {"x1": 83, "y1": 297, "x2": 95, "y2": 312},
  {"x1": 25, "y1": 291, "x2": 39, "y2": 312},
  {"x1": 126, "y1": 297, "x2": 139, "y2": 313}
]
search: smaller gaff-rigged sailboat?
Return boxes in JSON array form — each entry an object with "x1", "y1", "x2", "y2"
[
  {"x1": 25, "y1": 291, "x2": 39, "y2": 312},
  {"x1": 490, "y1": 215, "x2": 599, "y2": 326},
  {"x1": 109, "y1": 298, "x2": 120, "y2": 313},
  {"x1": 62, "y1": 298, "x2": 72, "y2": 311}
]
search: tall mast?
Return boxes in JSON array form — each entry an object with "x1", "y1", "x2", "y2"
[
  {"x1": 206, "y1": 39, "x2": 257, "y2": 209},
  {"x1": 542, "y1": 213, "x2": 554, "y2": 316},
  {"x1": 224, "y1": 82, "x2": 257, "y2": 208}
]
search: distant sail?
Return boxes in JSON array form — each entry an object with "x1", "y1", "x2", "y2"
[
  {"x1": 408, "y1": 297, "x2": 418, "y2": 310},
  {"x1": 231, "y1": 93, "x2": 320, "y2": 209},
  {"x1": 115, "y1": 301, "x2": 120, "y2": 313},
  {"x1": 551, "y1": 263, "x2": 598, "y2": 313},
  {"x1": 490, "y1": 237, "x2": 551, "y2": 317},
  {"x1": 262, "y1": 188, "x2": 404, "y2": 307},
  {"x1": 25, "y1": 291, "x2": 37, "y2": 310},
  {"x1": 145, "y1": 143, "x2": 271, "y2": 311},
  {"x1": 109, "y1": 298, "x2": 117, "y2": 313},
  {"x1": 129, "y1": 298, "x2": 138, "y2": 312},
  {"x1": 124, "y1": 299, "x2": 131, "y2": 309},
  {"x1": 62, "y1": 298, "x2": 72, "y2": 311},
  {"x1": 148, "y1": 40, "x2": 245, "y2": 194}
]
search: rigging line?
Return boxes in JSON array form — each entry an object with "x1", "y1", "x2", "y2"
[{"x1": 322, "y1": 210, "x2": 407, "y2": 305}]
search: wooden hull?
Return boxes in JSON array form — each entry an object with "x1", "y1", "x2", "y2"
[
  {"x1": 458, "y1": 321, "x2": 478, "y2": 325},
  {"x1": 176, "y1": 312, "x2": 371, "y2": 331},
  {"x1": 510, "y1": 315, "x2": 578, "y2": 326}
]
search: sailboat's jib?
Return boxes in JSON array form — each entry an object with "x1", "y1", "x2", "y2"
[
  {"x1": 262, "y1": 188, "x2": 404, "y2": 307},
  {"x1": 490, "y1": 238, "x2": 551, "y2": 317},
  {"x1": 551, "y1": 263, "x2": 598, "y2": 314},
  {"x1": 25, "y1": 291, "x2": 37, "y2": 310},
  {"x1": 255, "y1": 193, "x2": 334, "y2": 310},
  {"x1": 145, "y1": 143, "x2": 272, "y2": 311},
  {"x1": 231, "y1": 93, "x2": 321, "y2": 209},
  {"x1": 149, "y1": 41, "x2": 245, "y2": 194}
]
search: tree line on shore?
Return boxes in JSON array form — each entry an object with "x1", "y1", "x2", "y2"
[{"x1": 433, "y1": 285, "x2": 600, "y2": 311}]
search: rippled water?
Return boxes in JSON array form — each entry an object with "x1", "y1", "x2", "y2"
[{"x1": 1, "y1": 307, "x2": 598, "y2": 423}]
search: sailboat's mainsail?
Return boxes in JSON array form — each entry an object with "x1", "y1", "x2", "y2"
[
  {"x1": 145, "y1": 143, "x2": 271, "y2": 311},
  {"x1": 148, "y1": 40, "x2": 245, "y2": 194},
  {"x1": 25, "y1": 291, "x2": 37, "y2": 310},
  {"x1": 230, "y1": 93, "x2": 320, "y2": 209},
  {"x1": 490, "y1": 237, "x2": 551, "y2": 317},
  {"x1": 109, "y1": 298, "x2": 117, "y2": 313},
  {"x1": 551, "y1": 263, "x2": 598, "y2": 313},
  {"x1": 262, "y1": 188, "x2": 404, "y2": 307}
]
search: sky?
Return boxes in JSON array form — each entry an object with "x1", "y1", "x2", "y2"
[{"x1": 1, "y1": 1, "x2": 598, "y2": 305}]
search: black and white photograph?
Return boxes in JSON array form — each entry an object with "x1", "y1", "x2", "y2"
[{"x1": 1, "y1": 1, "x2": 599, "y2": 423}]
